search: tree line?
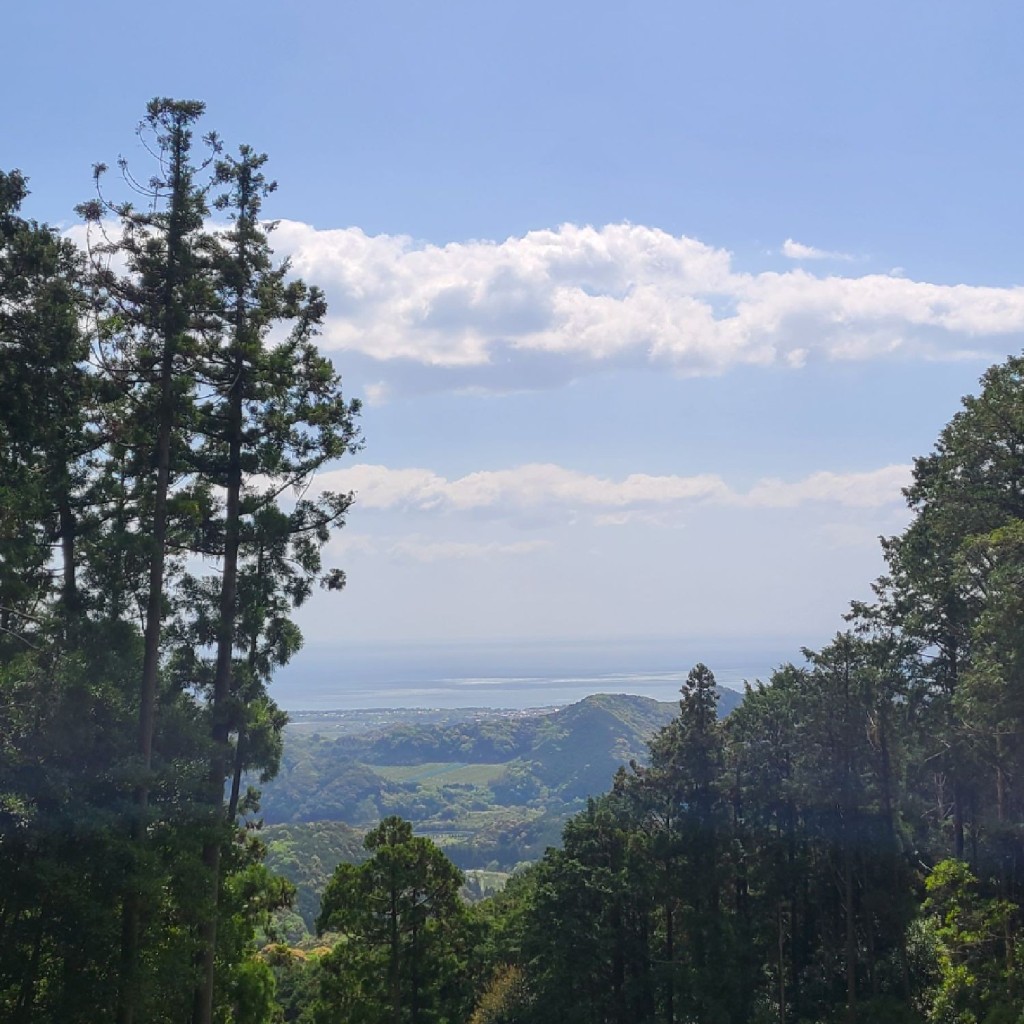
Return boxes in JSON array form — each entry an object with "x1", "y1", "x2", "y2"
[
  {"x1": 273, "y1": 324, "x2": 1024, "y2": 1021},
  {"x1": 0, "y1": 99, "x2": 360, "y2": 1023},
  {"x1": 474, "y1": 350, "x2": 1024, "y2": 1024}
]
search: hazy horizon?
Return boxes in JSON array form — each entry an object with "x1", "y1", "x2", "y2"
[{"x1": 272, "y1": 634, "x2": 807, "y2": 710}]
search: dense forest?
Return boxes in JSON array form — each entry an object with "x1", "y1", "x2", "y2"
[
  {"x1": 260, "y1": 694, "x2": 741, "y2": 844},
  {"x1": 258, "y1": 693, "x2": 737, "y2": 940},
  {"x1": 2, "y1": 100, "x2": 1024, "y2": 1023}
]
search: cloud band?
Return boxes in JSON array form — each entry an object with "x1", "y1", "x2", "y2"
[
  {"x1": 269, "y1": 221, "x2": 1024, "y2": 386},
  {"x1": 313, "y1": 461, "x2": 911, "y2": 515}
]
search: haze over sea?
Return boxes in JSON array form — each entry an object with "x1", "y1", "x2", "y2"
[{"x1": 274, "y1": 636, "x2": 802, "y2": 711}]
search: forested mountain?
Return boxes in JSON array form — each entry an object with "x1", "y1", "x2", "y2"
[
  {"x1": 3, "y1": 98, "x2": 1024, "y2": 1024},
  {"x1": 261, "y1": 691, "x2": 743, "y2": 935},
  {"x1": 262, "y1": 690, "x2": 741, "y2": 825}
]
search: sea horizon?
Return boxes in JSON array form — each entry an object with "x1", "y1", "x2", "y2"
[{"x1": 272, "y1": 634, "x2": 812, "y2": 711}]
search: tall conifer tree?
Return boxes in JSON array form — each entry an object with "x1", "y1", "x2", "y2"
[{"x1": 187, "y1": 142, "x2": 360, "y2": 1024}]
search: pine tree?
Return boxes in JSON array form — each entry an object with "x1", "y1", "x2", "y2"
[
  {"x1": 318, "y1": 818, "x2": 468, "y2": 1024},
  {"x1": 187, "y1": 141, "x2": 360, "y2": 1024},
  {"x1": 0, "y1": 169, "x2": 90, "y2": 645}
]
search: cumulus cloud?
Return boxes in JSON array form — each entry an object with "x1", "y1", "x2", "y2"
[
  {"x1": 781, "y1": 238, "x2": 854, "y2": 261},
  {"x1": 328, "y1": 532, "x2": 550, "y2": 562},
  {"x1": 311, "y1": 461, "x2": 911, "y2": 517},
  {"x1": 71, "y1": 219, "x2": 1020, "y2": 392},
  {"x1": 387, "y1": 538, "x2": 551, "y2": 562},
  {"x1": 740, "y1": 466, "x2": 912, "y2": 508},
  {"x1": 267, "y1": 221, "x2": 1020, "y2": 389}
]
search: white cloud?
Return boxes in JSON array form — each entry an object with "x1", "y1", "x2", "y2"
[
  {"x1": 266, "y1": 221, "x2": 1023, "y2": 388},
  {"x1": 327, "y1": 532, "x2": 550, "y2": 562},
  {"x1": 740, "y1": 466, "x2": 911, "y2": 509},
  {"x1": 363, "y1": 381, "x2": 391, "y2": 406},
  {"x1": 781, "y1": 238, "x2": 854, "y2": 261},
  {"x1": 70, "y1": 219, "x2": 1020, "y2": 392},
  {"x1": 593, "y1": 510, "x2": 684, "y2": 528},
  {"x1": 387, "y1": 538, "x2": 550, "y2": 562},
  {"x1": 312, "y1": 461, "x2": 911, "y2": 517}
]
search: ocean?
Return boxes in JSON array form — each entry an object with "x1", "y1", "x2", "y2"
[{"x1": 271, "y1": 636, "x2": 807, "y2": 710}]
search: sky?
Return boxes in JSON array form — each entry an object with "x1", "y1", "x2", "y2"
[{"x1": 7, "y1": 1, "x2": 1024, "y2": 692}]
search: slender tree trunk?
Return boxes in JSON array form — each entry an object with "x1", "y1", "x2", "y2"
[
  {"x1": 411, "y1": 917, "x2": 420, "y2": 1024},
  {"x1": 612, "y1": 904, "x2": 626, "y2": 1024},
  {"x1": 118, "y1": 115, "x2": 188, "y2": 1024},
  {"x1": 227, "y1": 727, "x2": 246, "y2": 822},
  {"x1": 119, "y1": 269, "x2": 175, "y2": 1024},
  {"x1": 866, "y1": 905, "x2": 879, "y2": 1000},
  {"x1": 192, "y1": 379, "x2": 243, "y2": 1024},
  {"x1": 877, "y1": 705, "x2": 913, "y2": 1002},
  {"x1": 390, "y1": 886, "x2": 401, "y2": 1024},
  {"x1": 786, "y1": 798, "x2": 802, "y2": 1021},
  {"x1": 777, "y1": 903, "x2": 786, "y2": 1024},
  {"x1": 227, "y1": 629, "x2": 262, "y2": 822},
  {"x1": 665, "y1": 890, "x2": 674, "y2": 1024},
  {"x1": 996, "y1": 734, "x2": 1007, "y2": 824},
  {"x1": 952, "y1": 782, "x2": 965, "y2": 860},
  {"x1": 58, "y1": 490, "x2": 77, "y2": 618},
  {"x1": 840, "y1": 645, "x2": 857, "y2": 1024},
  {"x1": 844, "y1": 841, "x2": 856, "y2": 1024},
  {"x1": 949, "y1": 646, "x2": 966, "y2": 862},
  {"x1": 193, "y1": 157, "x2": 254, "y2": 1018},
  {"x1": 994, "y1": 734, "x2": 1016, "y2": 996}
]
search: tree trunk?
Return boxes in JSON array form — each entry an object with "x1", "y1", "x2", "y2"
[
  {"x1": 844, "y1": 842, "x2": 856, "y2": 1024},
  {"x1": 952, "y1": 782, "x2": 965, "y2": 861},
  {"x1": 390, "y1": 885, "x2": 401, "y2": 1024},
  {"x1": 118, "y1": 109, "x2": 189, "y2": 1024},
  {"x1": 193, "y1": 153, "x2": 253, "y2": 1017},
  {"x1": 192, "y1": 379, "x2": 243, "y2": 1024},
  {"x1": 771, "y1": 903, "x2": 782, "y2": 1024},
  {"x1": 665, "y1": 896, "x2": 674, "y2": 1024},
  {"x1": 227, "y1": 727, "x2": 246, "y2": 822},
  {"x1": 58, "y1": 490, "x2": 77, "y2": 618}
]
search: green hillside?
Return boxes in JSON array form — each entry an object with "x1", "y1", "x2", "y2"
[
  {"x1": 259, "y1": 688, "x2": 741, "y2": 854},
  {"x1": 262, "y1": 822, "x2": 366, "y2": 938},
  {"x1": 257, "y1": 689, "x2": 743, "y2": 936}
]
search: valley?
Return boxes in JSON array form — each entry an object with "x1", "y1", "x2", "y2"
[{"x1": 261, "y1": 688, "x2": 743, "y2": 936}]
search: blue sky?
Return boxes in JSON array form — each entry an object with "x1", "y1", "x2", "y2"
[{"x1": 8, "y1": 1, "x2": 1024, "y2": 677}]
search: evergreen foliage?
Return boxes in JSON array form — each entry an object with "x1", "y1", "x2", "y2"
[
  {"x1": 315, "y1": 817, "x2": 476, "y2": 1024},
  {"x1": 0, "y1": 101, "x2": 359, "y2": 1023}
]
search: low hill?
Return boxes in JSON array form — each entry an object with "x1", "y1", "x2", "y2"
[
  {"x1": 259, "y1": 688, "x2": 741, "y2": 832},
  {"x1": 262, "y1": 821, "x2": 366, "y2": 938},
  {"x1": 257, "y1": 688, "x2": 743, "y2": 935}
]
